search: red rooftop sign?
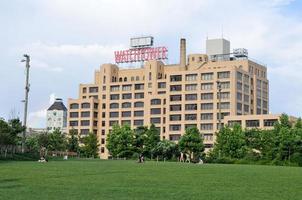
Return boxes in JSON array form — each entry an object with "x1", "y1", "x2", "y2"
[{"x1": 114, "y1": 47, "x2": 168, "y2": 63}]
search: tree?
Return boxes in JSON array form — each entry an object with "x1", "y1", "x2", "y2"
[
  {"x1": 179, "y1": 127, "x2": 204, "y2": 162},
  {"x1": 133, "y1": 126, "x2": 148, "y2": 155},
  {"x1": 67, "y1": 129, "x2": 79, "y2": 153},
  {"x1": 82, "y1": 132, "x2": 99, "y2": 158},
  {"x1": 154, "y1": 140, "x2": 178, "y2": 160},
  {"x1": 106, "y1": 124, "x2": 134, "y2": 158},
  {"x1": 144, "y1": 124, "x2": 160, "y2": 159},
  {"x1": 48, "y1": 129, "x2": 66, "y2": 151},
  {"x1": 212, "y1": 124, "x2": 247, "y2": 159}
]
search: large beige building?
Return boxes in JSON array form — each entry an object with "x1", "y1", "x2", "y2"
[{"x1": 67, "y1": 38, "x2": 269, "y2": 158}]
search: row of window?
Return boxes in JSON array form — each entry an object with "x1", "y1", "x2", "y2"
[
  {"x1": 170, "y1": 72, "x2": 230, "y2": 82},
  {"x1": 70, "y1": 103, "x2": 98, "y2": 109},
  {"x1": 227, "y1": 119, "x2": 277, "y2": 127}
]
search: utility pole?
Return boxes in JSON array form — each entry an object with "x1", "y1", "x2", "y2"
[
  {"x1": 217, "y1": 80, "x2": 222, "y2": 131},
  {"x1": 21, "y1": 54, "x2": 30, "y2": 153}
]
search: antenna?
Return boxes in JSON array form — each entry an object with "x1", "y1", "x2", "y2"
[{"x1": 221, "y1": 24, "x2": 224, "y2": 38}]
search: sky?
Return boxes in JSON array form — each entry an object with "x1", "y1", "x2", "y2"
[{"x1": 0, "y1": 0, "x2": 302, "y2": 128}]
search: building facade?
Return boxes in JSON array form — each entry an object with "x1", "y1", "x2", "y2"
[
  {"x1": 47, "y1": 98, "x2": 67, "y2": 132},
  {"x1": 67, "y1": 38, "x2": 269, "y2": 158}
]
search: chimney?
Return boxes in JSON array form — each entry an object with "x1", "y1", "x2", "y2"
[{"x1": 180, "y1": 38, "x2": 186, "y2": 69}]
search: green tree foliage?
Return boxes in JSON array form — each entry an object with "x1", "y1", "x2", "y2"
[
  {"x1": 154, "y1": 140, "x2": 179, "y2": 160},
  {"x1": 67, "y1": 129, "x2": 79, "y2": 153},
  {"x1": 133, "y1": 126, "x2": 148, "y2": 154},
  {"x1": 212, "y1": 124, "x2": 247, "y2": 159},
  {"x1": 48, "y1": 129, "x2": 67, "y2": 151},
  {"x1": 106, "y1": 124, "x2": 134, "y2": 158},
  {"x1": 179, "y1": 127, "x2": 204, "y2": 162},
  {"x1": 0, "y1": 118, "x2": 24, "y2": 146},
  {"x1": 82, "y1": 132, "x2": 99, "y2": 158},
  {"x1": 144, "y1": 124, "x2": 160, "y2": 159}
]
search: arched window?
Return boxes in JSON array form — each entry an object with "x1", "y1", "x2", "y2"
[
  {"x1": 110, "y1": 103, "x2": 119, "y2": 109},
  {"x1": 119, "y1": 77, "x2": 122, "y2": 82},
  {"x1": 151, "y1": 99, "x2": 161, "y2": 105},
  {"x1": 124, "y1": 77, "x2": 127, "y2": 82},
  {"x1": 134, "y1": 101, "x2": 144, "y2": 108},
  {"x1": 122, "y1": 102, "x2": 131, "y2": 108},
  {"x1": 70, "y1": 103, "x2": 79, "y2": 109},
  {"x1": 81, "y1": 103, "x2": 90, "y2": 109}
]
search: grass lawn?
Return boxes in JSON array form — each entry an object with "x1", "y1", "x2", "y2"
[{"x1": 0, "y1": 160, "x2": 302, "y2": 200}]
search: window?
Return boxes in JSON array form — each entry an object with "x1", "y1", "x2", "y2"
[
  {"x1": 185, "y1": 74, "x2": 197, "y2": 81},
  {"x1": 170, "y1": 115, "x2": 181, "y2": 121},
  {"x1": 110, "y1": 85, "x2": 119, "y2": 92},
  {"x1": 151, "y1": 108, "x2": 161, "y2": 115},
  {"x1": 70, "y1": 103, "x2": 79, "y2": 109},
  {"x1": 89, "y1": 87, "x2": 98, "y2": 93},
  {"x1": 80, "y1": 129, "x2": 89, "y2": 135},
  {"x1": 200, "y1": 123, "x2": 213, "y2": 130},
  {"x1": 80, "y1": 120, "x2": 90, "y2": 126},
  {"x1": 94, "y1": 112, "x2": 98, "y2": 118},
  {"x1": 110, "y1": 103, "x2": 119, "y2": 109},
  {"x1": 237, "y1": 72, "x2": 243, "y2": 80},
  {"x1": 83, "y1": 87, "x2": 87, "y2": 93},
  {"x1": 219, "y1": 92, "x2": 230, "y2": 99},
  {"x1": 244, "y1": 85, "x2": 249, "y2": 93},
  {"x1": 185, "y1": 104, "x2": 197, "y2": 110},
  {"x1": 185, "y1": 114, "x2": 197, "y2": 120},
  {"x1": 201, "y1": 73, "x2": 213, "y2": 80},
  {"x1": 170, "y1": 125, "x2": 181, "y2": 131},
  {"x1": 109, "y1": 112, "x2": 119, "y2": 118},
  {"x1": 81, "y1": 103, "x2": 90, "y2": 109},
  {"x1": 263, "y1": 100, "x2": 268, "y2": 109},
  {"x1": 264, "y1": 119, "x2": 278, "y2": 127},
  {"x1": 134, "y1": 111, "x2": 144, "y2": 117},
  {"x1": 69, "y1": 121, "x2": 78, "y2": 126},
  {"x1": 170, "y1": 95, "x2": 182, "y2": 101},
  {"x1": 70, "y1": 112, "x2": 79, "y2": 118},
  {"x1": 135, "y1": 84, "x2": 144, "y2": 90},
  {"x1": 244, "y1": 95, "x2": 249, "y2": 103},
  {"x1": 186, "y1": 94, "x2": 197, "y2": 101},
  {"x1": 151, "y1": 99, "x2": 161, "y2": 105},
  {"x1": 201, "y1": 113, "x2": 213, "y2": 120},
  {"x1": 244, "y1": 105, "x2": 249, "y2": 113},
  {"x1": 81, "y1": 111, "x2": 90, "y2": 117},
  {"x1": 169, "y1": 134, "x2": 181, "y2": 141},
  {"x1": 201, "y1": 103, "x2": 213, "y2": 110},
  {"x1": 217, "y1": 112, "x2": 230, "y2": 120},
  {"x1": 246, "y1": 120, "x2": 260, "y2": 127},
  {"x1": 170, "y1": 85, "x2": 182, "y2": 91},
  {"x1": 122, "y1": 102, "x2": 131, "y2": 108},
  {"x1": 170, "y1": 75, "x2": 182, "y2": 82},
  {"x1": 237, "y1": 92, "x2": 242, "y2": 101},
  {"x1": 244, "y1": 74, "x2": 249, "y2": 83},
  {"x1": 201, "y1": 93, "x2": 213, "y2": 100},
  {"x1": 134, "y1": 102, "x2": 144, "y2": 108},
  {"x1": 203, "y1": 134, "x2": 213, "y2": 141},
  {"x1": 228, "y1": 120, "x2": 242, "y2": 127},
  {"x1": 217, "y1": 102, "x2": 230, "y2": 109},
  {"x1": 185, "y1": 84, "x2": 197, "y2": 91},
  {"x1": 134, "y1": 120, "x2": 144, "y2": 126},
  {"x1": 122, "y1": 93, "x2": 132, "y2": 99},
  {"x1": 201, "y1": 83, "x2": 213, "y2": 90},
  {"x1": 122, "y1": 111, "x2": 131, "y2": 117},
  {"x1": 158, "y1": 82, "x2": 166, "y2": 89},
  {"x1": 110, "y1": 94, "x2": 119, "y2": 100},
  {"x1": 218, "y1": 71, "x2": 230, "y2": 79},
  {"x1": 135, "y1": 93, "x2": 144, "y2": 99},
  {"x1": 150, "y1": 118, "x2": 161, "y2": 124},
  {"x1": 109, "y1": 120, "x2": 118, "y2": 126},
  {"x1": 170, "y1": 105, "x2": 182, "y2": 111},
  {"x1": 185, "y1": 124, "x2": 197, "y2": 130},
  {"x1": 237, "y1": 82, "x2": 242, "y2": 90},
  {"x1": 122, "y1": 85, "x2": 131, "y2": 91},
  {"x1": 221, "y1": 82, "x2": 230, "y2": 89}
]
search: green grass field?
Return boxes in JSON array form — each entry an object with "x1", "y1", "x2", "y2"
[{"x1": 1, "y1": 160, "x2": 302, "y2": 200}]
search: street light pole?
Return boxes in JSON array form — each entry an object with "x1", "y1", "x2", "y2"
[
  {"x1": 21, "y1": 54, "x2": 30, "y2": 153},
  {"x1": 217, "y1": 80, "x2": 222, "y2": 130}
]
